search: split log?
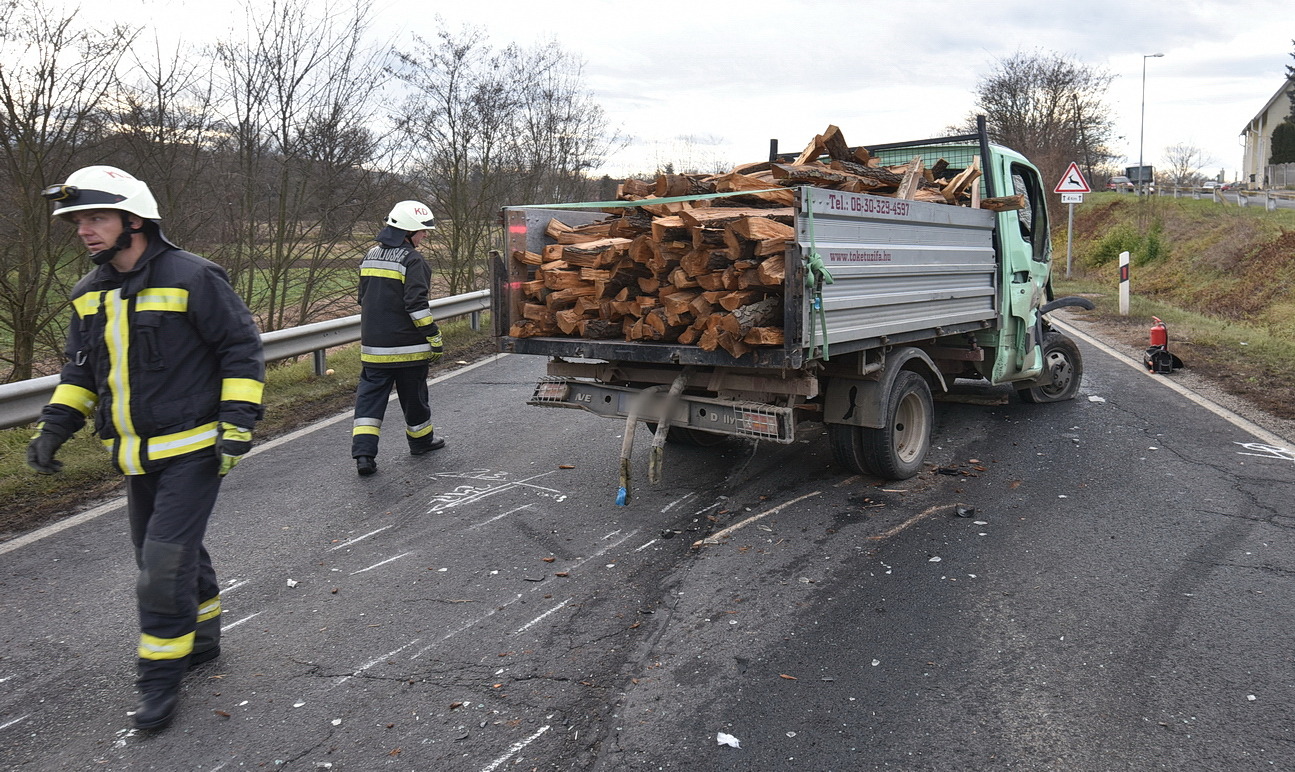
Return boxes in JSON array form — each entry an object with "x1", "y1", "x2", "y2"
[
  {"x1": 718, "y1": 296, "x2": 782, "y2": 339},
  {"x1": 708, "y1": 171, "x2": 797, "y2": 207},
  {"x1": 896, "y1": 156, "x2": 924, "y2": 200},
  {"x1": 980, "y1": 194, "x2": 1026, "y2": 212},
  {"x1": 580, "y1": 319, "x2": 621, "y2": 339},
  {"x1": 679, "y1": 206, "x2": 794, "y2": 230},
  {"x1": 940, "y1": 157, "x2": 981, "y2": 203},
  {"x1": 742, "y1": 327, "x2": 784, "y2": 345},
  {"x1": 512, "y1": 250, "x2": 543, "y2": 266}
]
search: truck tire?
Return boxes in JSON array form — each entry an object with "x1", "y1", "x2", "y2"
[
  {"x1": 828, "y1": 370, "x2": 933, "y2": 480},
  {"x1": 1017, "y1": 332, "x2": 1083, "y2": 403}
]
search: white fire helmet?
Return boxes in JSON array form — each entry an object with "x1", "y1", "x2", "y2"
[
  {"x1": 386, "y1": 200, "x2": 436, "y2": 232},
  {"x1": 42, "y1": 166, "x2": 161, "y2": 221}
]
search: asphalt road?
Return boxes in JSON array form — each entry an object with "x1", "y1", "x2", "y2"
[{"x1": 2, "y1": 328, "x2": 1293, "y2": 771}]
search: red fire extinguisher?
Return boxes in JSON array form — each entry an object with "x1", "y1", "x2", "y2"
[{"x1": 1149, "y1": 317, "x2": 1168, "y2": 347}]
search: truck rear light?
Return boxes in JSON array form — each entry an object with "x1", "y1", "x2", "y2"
[
  {"x1": 531, "y1": 378, "x2": 569, "y2": 402},
  {"x1": 735, "y1": 408, "x2": 781, "y2": 439}
]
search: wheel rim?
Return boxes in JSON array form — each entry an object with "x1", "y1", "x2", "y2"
[
  {"x1": 893, "y1": 390, "x2": 928, "y2": 463},
  {"x1": 1041, "y1": 350, "x2": 1073, "y2": 396}
]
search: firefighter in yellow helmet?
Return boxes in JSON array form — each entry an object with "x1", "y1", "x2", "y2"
[
  {"x1": 351, "y1": 200, "x2": 445, "y2": 475},
  {"x1": 28, "y1": 166, "x2": 265, "y2": 731}
]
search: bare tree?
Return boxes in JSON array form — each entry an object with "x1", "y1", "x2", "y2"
[
  {"x1": 391, "y1": 27, "x2": 618, "y2": 295},
  {"x1": 1163, "y1": 142, "x2": 1212, "y2": 187},
  {"x1": 957, "y1": 50, "x2": 1118, "y2": 205},
  {"x1": 211, "y1": 0, "x2": 392, "y2": 330},
  {"x1": 0, "y1": 0, "x2": 135, "y2": 380}
]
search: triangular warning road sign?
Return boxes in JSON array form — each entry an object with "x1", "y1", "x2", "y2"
[{"x1": 1054, "y1": 162, "x2": 1091, "y2": 193}]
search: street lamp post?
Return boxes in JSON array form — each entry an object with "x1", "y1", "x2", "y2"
[{"x1": 1138, "y1": 53, "x2": 1164, "y2": 195}]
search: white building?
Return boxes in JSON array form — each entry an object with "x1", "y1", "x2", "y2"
[{"x1": 1241, "y1": 77, "x2": 1295, "y2": 189}]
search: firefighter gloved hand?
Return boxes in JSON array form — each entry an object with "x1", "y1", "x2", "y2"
[
  {"x1": 26, "y1": 428, "x2": 66, "y2": 475},
  {"x1": 426, "y1": 322, "x2": 443, "y2": 364},
  {"x1": 215, "y1": 422, "x2": 253, "y2": 476}
]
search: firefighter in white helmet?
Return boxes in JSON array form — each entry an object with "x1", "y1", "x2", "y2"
[
  {"x1": 28, "y1": 166, "x2": 265, "y2": 731},
  {"x1": 350, "y1": 200, "x2": 445, "y2": 475}
]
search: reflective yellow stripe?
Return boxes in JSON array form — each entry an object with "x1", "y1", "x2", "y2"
[
  {"x1": 138, "y1": 631, "x2": 195, "y2": 660},
  {"x1": 406, "y1": 420, "x2": 434, "y2": 438},
  {"x1": 135, "y1": 287, "x2": 189, "y2": 312},
  {"x1": 221, "y1": 378, "x2": 265, "y2": 405},
  {"x1": 361, "y1": 267, "x2": 406, "y2": 281},
  {"x1": 361, "y1": 351, "x2": 433, "y2": 364},
  {"x1": 147, "y1": 422, "x2": 219, "y2": 460},
  {"x1": 197, "y1": 596, "x2": 221, "y2": 623},
  {"x1": 51, "y1": 384, "x2": 97, "y2": 416},
  {"x1": 103, "y1": 290, "x2": 143, "y2": 475},
  {"x1": 352, "y1": 425, "x2": 381, "y2": 437},
  {"x1": 72, "y1": 292, "x2": 102, "y2": 317},
  {"x1": 413, "y1": 315, "x2": 436, "y2": 329}
]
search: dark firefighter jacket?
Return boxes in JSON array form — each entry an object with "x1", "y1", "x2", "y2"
[
  {"x1": 37, "y1": 235, "x2": 265, "y2": 476},
  {"x1": 357, "y1": 241, "x2": 438, "y2": 367}
]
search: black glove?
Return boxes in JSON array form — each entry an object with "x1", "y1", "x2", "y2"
[
  {"x1": 27, "y1": 430, "x2": 66, "y2": 475},
  {"x1": 215, "y1": 422, "x2": 253, "y2": 476}
]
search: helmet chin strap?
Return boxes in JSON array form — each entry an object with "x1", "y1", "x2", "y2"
[{"x1": 90, "y1": 214, "x2": 145, "y2": 265}]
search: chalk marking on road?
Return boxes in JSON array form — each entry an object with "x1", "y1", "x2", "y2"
[
  {"x1": 412, "y1": 594, "x2": 524, "y2": 660},
  {"x1": 221, "y1": 610, "x2": 264, "y2": 631},
  {"x1": 0, "y1": 675, "x2": 12, "y2": 683},
  {"x1": 0, "y1": 356, "x2": 506, "y2": 554},
  {"x1": 333, "y1": 638, "x2": 422, "y2": 687},
  {"x1": 330, "y1": 525, "x2": 394, "y2": 550},
  {"x1": 569, "y1": 530, "x2": 639, "y2": 571},
  {"x1": 1055, "y1": 319, "x2": 1293, "y2": 448},
  {"x1": 479, "y1": 725, "x2": 550, "y2": 772},
  {"x1": 691, "y1": 499, "x2": 727, "y2": 517},
  {"x1": 514, "y1": 599, "x2": 574, "y2": 635},
  {"x1": 221, "y1": 579, "x2": 249, "y2": 594},
  {"x1": 634, "y1": 538, "x2": 659, "y2": 552},
  {"x1": 692, "y1": 491, "x2": 822, "y2": 548},
  {"x1": 0, "y1": 715, "x2": 29, "y2": 731},
  {"x1": 467, "y1": 504, "x2": 533, "y2": 531},
  {"x1": 427, "y1": 471, "x2": 566, "y2": 513},
  {"x1": 602, "y1": 529, "x2": 622, "y2": 540},
  {"x1": 867, "y1": 505, "x2": 951, "y2": 542},
  {"x1": 350, "y1": 552, "x2": 411, "y2": 575},
  {"x1": 660, "y1": 492, "x2": 696, "y2": 513},
  {"x1": 1234, "y1": 442, "x2": 1295, "y2": 464}
]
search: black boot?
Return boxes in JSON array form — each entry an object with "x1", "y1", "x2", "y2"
[
  {"x1": 133, "y1": 684, "x2": 181, "y2": 730},
  {"x1": 188, "y1": 646, "x2": 221, "y2": 668},
  {"x1": 408, "y1": 437, "x2": 445, "y2": 456},
  {"x1": 356, "y1": 456, "x2": 377, "y2": 475}
]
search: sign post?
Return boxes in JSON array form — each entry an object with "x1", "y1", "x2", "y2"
[
  {"x1": 1119, "y1": 251, "x2": 1130, "y2": 315},
  {"x1": 1053, "y1": 162, "x2": 1091, "y2": 279}
]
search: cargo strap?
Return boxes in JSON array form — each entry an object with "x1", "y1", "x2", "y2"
[
  {"x1": 801, "y1": 193, "x2": 835, "y2": 361},
  {"x1": 513, "y1": 189, "x2": 789, "y2": 210}
]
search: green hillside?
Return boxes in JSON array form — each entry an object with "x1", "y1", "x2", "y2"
[{"x1": 1054, "y1": 193, "x2": 1295, "y2": 420}]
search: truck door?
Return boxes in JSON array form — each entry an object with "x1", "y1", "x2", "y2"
[{"x1": 991, "y1": 161, "x2": 1050, "y2": 383}]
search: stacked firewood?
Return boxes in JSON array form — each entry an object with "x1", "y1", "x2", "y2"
[{"x1": 507, "y1": 124, "x2": 1022, "y2": 357}]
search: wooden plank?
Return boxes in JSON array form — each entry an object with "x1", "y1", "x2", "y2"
[{"x1": 896, "y1": 155, "x2": 924, "y2": 201}]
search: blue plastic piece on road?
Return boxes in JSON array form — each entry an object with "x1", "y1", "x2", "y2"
[{"x1": 616, "y1": 487, "x2": 628, "y2": 506}]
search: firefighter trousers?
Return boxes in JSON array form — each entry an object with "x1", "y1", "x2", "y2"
[
  {"x1": 125, "y1": 450, "x2": 223, "y2": 690},
  {"x1": 351, "y1": 363, "x2": 434, "y2": 458}
]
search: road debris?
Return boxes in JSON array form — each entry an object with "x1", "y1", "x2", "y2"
[{"x1": 716, "y1": 732, "x2": 741, "y2": 748}]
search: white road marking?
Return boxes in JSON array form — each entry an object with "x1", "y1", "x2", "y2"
[
  {"x1": 1055, "y1": 319, "x2": 1293, "y2": 447},
  {"x1": 514, "y1": 599, "x2": 574, "y2": 635},
  {"x1": 427, "y1": 471, "x2": 566, "y2": 513},
  {"x1": 221, "y1": 610, "x2": 265, "y2": 631},
  {"x1": 0, "y1": 715, "x2": 29, "y2": 731},
  {"x1": 660, "y1": 492, "x2": 696, "y2": 512},
  {"x1": 0, "y1": 356, "x2": 503, "y2": 554},
  {"x1": 329, "y1": 525, "x2": 394, "y2": 551},
  {"x1": 333, "y1": 638, "x2": 422, "y2": 687},
  {"x1": 349, "y1": 552, "x2": 410, "y2": 575},
  {"x1": 692, "y1": 492, "x2": 822, "y2": 547},
  {"x1": 479, "y1": 725, "x2": 550, "y2": 772},
  {"x1": 467, "y1": 504, "x2": 533, "y2": 531},
  {"x1": 221, "y1": 579, "x2": 248, "y2": 594},
  {"x1": 634, "y1": 539, "x2": 659, "y2": 552}
]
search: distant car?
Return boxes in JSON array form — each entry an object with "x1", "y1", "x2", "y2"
[
  {"x1": 1107, "y1": 175, "x2": 1134, "y2": 191},
  {"x1": 1202, "y1": 181, "x2": 1218, "y2": 189},
  {"x1": 1220, "y1": 181, "x2": 1243, "y2": 191}
]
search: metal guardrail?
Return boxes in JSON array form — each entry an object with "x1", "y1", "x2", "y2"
[{"x1": 0, "y1": 289, "x2": 491, "y2": 430}]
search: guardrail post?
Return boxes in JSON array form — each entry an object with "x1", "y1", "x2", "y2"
[
  {"x1": 1266, "y1": 192, "x2": 1277, "y2": 211},
  {"x1": 470, "y1": 311, "x2": 481, "y2": 331},
  {"x1": 313, "y1": 349, "x2": 327, "y2": 376}
]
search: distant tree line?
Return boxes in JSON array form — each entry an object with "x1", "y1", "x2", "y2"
[{"x1": 0, "y1": 0, "x2": 619, "y2": 381}]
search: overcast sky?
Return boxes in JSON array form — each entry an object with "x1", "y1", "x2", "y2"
[{"x1": 89, "y1": 0, "x2": 1295, "y2": 182}]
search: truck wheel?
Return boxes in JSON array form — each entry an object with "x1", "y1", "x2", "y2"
[
  {"x1": 828, "y1": 370, "x2": 933, "y2": 480},
  {"x1": 1018, "y1": 332, "x2": 1083, "y2": 403},
  {"x1": 645, "y1": 424, "x2": 729, "y2": 447}
]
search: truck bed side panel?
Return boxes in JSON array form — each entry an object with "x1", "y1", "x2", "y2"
[{"x1": 798, "y1": 187, "x2": 998, "y2": 349}]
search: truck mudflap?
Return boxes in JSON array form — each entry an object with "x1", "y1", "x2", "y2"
[{"x1": 529, "y1": 377, "x2": 796, "y2": 444}]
